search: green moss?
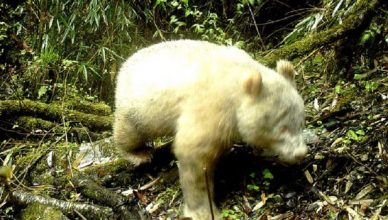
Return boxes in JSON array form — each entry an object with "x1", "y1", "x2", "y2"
[
  {"x1": 14, "y1": 141, "x2": 81, "y2": 186},
  {"x1": 15, "y1": 143, "x2": 51, "y2": 171},
  {"x1": 16, "y1": 116, "x2": 57, "y2": 130},
  {"x1": 83, "y1": 158, "x2": 129, "y2": 178},
  {"x1": 258, "y1": 0, "x2": 381, "y2": 66},
  {"x1": 331, "y1": 84, "x2": 358, "y2": 113},
  {"x1": 53, "y1": 99, "x2": 112, "y2": 116},
  {"x1": 0, "y1": 99, "x2": 113, "y2": 131},
  {"x1": 156, "y1": 185, "x2": 180, "y2": 205},
  {"x1": 21, "y1": 203, "x2": 67, "y2": 220}
]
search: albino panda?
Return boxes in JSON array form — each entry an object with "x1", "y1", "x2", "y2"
[{"x1": 113, "y1": 40, "x2": 307, "y2": 220}]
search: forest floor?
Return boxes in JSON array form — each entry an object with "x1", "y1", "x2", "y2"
[
  {"x1": 1, "y1": 0, "x2": 387, "y2": 219},
  {"x1": 0, "y1": 52, "x2": 387, "y2": 220},
  {"x1": 108, "y1": 54, "x2": 387, "y2": 219}
]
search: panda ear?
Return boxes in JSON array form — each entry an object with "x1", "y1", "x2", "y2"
[
  {"x1": 243, "y1": 71, "x2": 262, "y2": 96},
  {"x1": 276, "y1": 59, "x2": 296, "y2": 81}
]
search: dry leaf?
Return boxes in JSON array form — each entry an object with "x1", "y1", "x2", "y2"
[
  {"x1": 345, "y1": 180, "x2": 353, "y2": 194},
  {"x1": 242, "y1": 195, "x2": 252, "y2": 214},
  {"x1": 304, "y1": 170, "x2": 314, "y2": 184},
  {"x1": 318, "y1": 190, "x2": 335, "y2": 205},
  {"x1": 345, "y1": 206, "x2": 361, "y2": 220},
  {"x1": 252, "y1": 201, "x2": 265, "y2": 212},
  {"x1": 313, "y1": 98, "x2": 320, "y2": 111},
  {"x1": 355, "y1": 184, "x2": 373, "y2": 200}
]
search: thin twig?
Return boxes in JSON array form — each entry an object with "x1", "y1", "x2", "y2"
[
  {"x1": 296, "y1": 47, "x2": 322, "y2": 67},
  {"x1": 346, "y1": 152, "x2": 379, "y2": 176},
  {"x1": 74, "y1": 209, "x2": 88, "y2": 220},
  {"x1": 139, "y1": 177, "x2": 160, "y2": 191},
  {"x1": 247, "y1": 4, "x2": 265, "y2": 50}
]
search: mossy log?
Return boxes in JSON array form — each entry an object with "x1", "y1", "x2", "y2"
[
  {"x1": 14, "y1": 116, "x2": 111, "y2": 141},
  {"x1": 52, "y1": 99, "x2": 112, "y2": 116},
  {"x1": 46, "y1": 144, "x2": 175, "y2": 219},
  {"x1": 0, "y1": 187, "x2": 114, "y2": 219},
  {"x1": 81, "y1": 142, "x2": 174, "y2": 181},
  {"x1": 0, "y1": 99, "x2": 113, "y2": 132},
  {"x1": 260, "y1": 0, "x2": 382, "y2": 66},
  {"x1": 71, "y1": 172, "x2": 140, "y2": 220},
  {"x1": 20, "y1": 203, "x2": 69, "y2": 220}
]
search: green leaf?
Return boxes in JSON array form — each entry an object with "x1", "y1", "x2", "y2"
[
  {"x1": 335, "y1": 85, "x2": 342, "y2": 94},
  {"x1": 347, "y1": 130, "x2": 359, "y2": 141},
  {"x1": 312, "y1": 55, "x2": 323, "y2": 65},
  {"x1": 356, "y1": 130, "x2": 365, "y2": 136},
  {"x1": 171, "y1": 1, "x2": 179, "y2": 7},
  {"x1": 283, "y1": 29, "x2": 299, "y2": 44},
  {"x1": 365, "y1": 81, "x2": 378, "y2": 92},
  {"x1": 38, "y1": 85, "x2": 49, "y2": 99},
  {"x1": 247, "y1": 184, "x2": 260, "y2": 191},
  {"x1": 353, "y1": 74, "x2": 363, "y2": 80},
  {"x1": 0, "y1": 166, "x2": 13, "y2": 182},
  {"x1": 262, "y1": 168, "x2": 274, "y2": 179},
  {"x1": 359, "y1": 32, "x2": 371, "y2": 45},
  {"x1": 170, "y1": 15, "x2": 178, "y2": 24},
  {"x1": 221, "y1": 209, "x2": 236, "y2": 218},
  {"x1": 155, "y1": 0, "x2": 167, "y2": 6}
]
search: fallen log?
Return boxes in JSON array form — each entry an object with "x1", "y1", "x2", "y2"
[
  {"x1": 13, "y1": 116, "x2": 110, "y2": 141},
  {"x1": 260, "y1": 0, "x2": 382, "y2": 66},
  {"x1": 0, "y1": 99, "x2": 113, "y2": 132},
  {"x1": 0, "y1": 186, "x2": 114, "y2": 219},
  {"x1": 52, "y1": 100, "x2": 112, "y2": 116},
  {"x1": 71, "y1": 172, "x2": 141, "y2": 220}
]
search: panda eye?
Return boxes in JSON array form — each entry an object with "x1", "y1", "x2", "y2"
[{"x1": 280, "y1": 126, "x2": 289, "y2": 134}]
